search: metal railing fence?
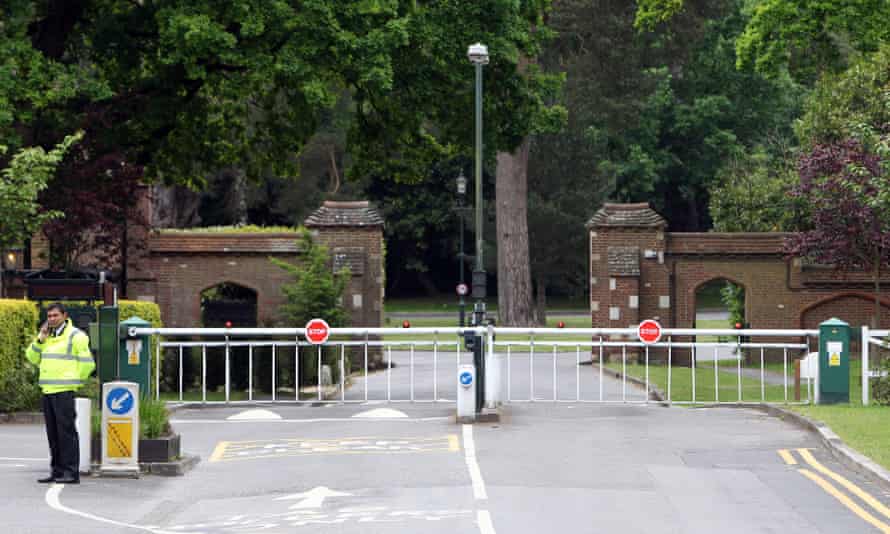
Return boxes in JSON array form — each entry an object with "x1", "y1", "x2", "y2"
[
  {"x1": 131, "y1": 326, "x2": 818, "y2": 407},
  {"x1": 862, "y1": 327, "x2": 890, "y2": 406}
]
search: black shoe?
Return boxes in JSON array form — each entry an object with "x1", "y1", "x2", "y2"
[
  {"x1": 37, "y1": 476, "x2": 55, "y2": 483},
  {"x1": 54, "y1": 476, "x2": 79, "y2": 484}
]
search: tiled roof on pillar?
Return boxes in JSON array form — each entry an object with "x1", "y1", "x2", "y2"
[
  {"x1": 586, "y1": 203, "x2": 666, "y2": 229},
  {"x1": 608, "y1": 246, "x2": 640, "y2": 276},
  {"x1": 304, "y1": 201, "x2": 384, "y2": 228}
]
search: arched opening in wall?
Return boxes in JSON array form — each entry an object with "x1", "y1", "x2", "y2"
[
  {"x1": 198, "y1": 282, "x2": 258, "y2": 396},
  {"x1": 693, "y1": 278, "x2": 745, "y2": 363}
]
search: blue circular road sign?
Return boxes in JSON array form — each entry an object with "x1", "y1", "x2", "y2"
[
  {"x1": 459, "y1": 371, "x2": 473, "y2": 386},
  {"x1": 106, "y1": 387, "x2": 134, "y2": 415}
]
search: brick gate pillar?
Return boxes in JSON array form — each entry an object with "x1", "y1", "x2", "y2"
[
  {"x1": 304, "y1": 201, "x2": 385, "y2": 329},
  {"x1": 587, "y1": 204, "x2": 669, "y2": 362}
]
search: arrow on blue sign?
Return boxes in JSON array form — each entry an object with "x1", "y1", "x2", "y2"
[
  {"x1": 106, "y1": 388, "x2": 134, "y2": 415},
  {"x1": 459, "y1": 371, "x2": 473, "y2": 386}
]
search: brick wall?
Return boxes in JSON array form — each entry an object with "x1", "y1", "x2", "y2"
[
  {"x1": 129, "y1": 228, "x2": 384, "y2": 329},
  {"x1": 589, "y1": 205, "x2": 890, "y2": 337}
]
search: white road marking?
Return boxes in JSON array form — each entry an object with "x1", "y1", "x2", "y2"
[
  {"x1": 477, "y1": 510, "x2": 497, "y2": 534},
  {"x1": 0, "y1": 457, "x2": 47, "y2": 461},
  {"x1": 226, "y1": 409, "x2": 282, "y2": 421},
  {"x1": 274, "y1": 486, "x2": 353, "y2": 509},
  {"x1": 352, "y1": 408, "x2": 409, "y2": 418},
  {"x1": 171, "y1": 416, "x2": 448, "y2": 424},
  {"x1": 45, "y1": 484, "x2": 181, "y2": 534},
  {"x1": 0, "y1": 464, "x2": 26, "y2": 467},
  {"x1": 462, "y1": 425, "x2": 487, "y2": 500}
]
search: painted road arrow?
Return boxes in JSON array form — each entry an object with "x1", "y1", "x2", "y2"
[{"x1": 274, "y1": 486, "x2": 353, "y2": 509}]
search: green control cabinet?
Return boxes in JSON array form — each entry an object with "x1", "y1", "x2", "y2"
[
  {"x1": 96, "y1": 306, "x2": 120, "y2": 386},
  {"x1": 118, "y1": 317, "x2": 151, "y2": 398},
  {"x1": 818, "y1": 318, "x2": 850, "y2": 404}
]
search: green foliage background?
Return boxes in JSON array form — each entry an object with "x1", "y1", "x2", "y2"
[{"x1": 0, "y1": 300, "x2": 40, "y2": 413}]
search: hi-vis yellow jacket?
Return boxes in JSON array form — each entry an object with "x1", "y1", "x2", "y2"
[{"x1": 25, "y1": 319, "x2": 95, "y2": 394}]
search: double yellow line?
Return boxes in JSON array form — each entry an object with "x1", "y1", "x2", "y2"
[{"x1": 779, "y1": 448, "x2": 890, "y2": 533}]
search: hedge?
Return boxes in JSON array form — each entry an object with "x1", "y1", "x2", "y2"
[
  {"x1": 0, "y1": 300, "x2": 40, "y2": 413},
  {"x1": 0, "y1": 299, "x2": 163, "y2": 413}
]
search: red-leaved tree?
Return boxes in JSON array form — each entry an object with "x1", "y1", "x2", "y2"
[
  {"x1": 785, "y1": 139, "x2": 890, "y2": 327},
  {"x1": 39, "y1": 139, "x2": 148, "y2": 284}
]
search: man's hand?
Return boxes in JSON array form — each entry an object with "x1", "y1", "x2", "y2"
[{"x1": 37, "y1": 322, "x2": 49, "y2": 343}]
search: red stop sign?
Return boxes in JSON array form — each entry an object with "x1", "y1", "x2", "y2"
[
  {"x1": 637, "y1": 319, "x2": 662, "y2": 344},
  {"x1": 305, "y1": 318, "x2": 331, "y2": 345}
]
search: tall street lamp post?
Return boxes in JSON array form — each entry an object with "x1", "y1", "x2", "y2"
[
  {"x1": 467, "y1": 42, "x2": 488, "y2": 325},
  {"x1": 456, "y1": 170, "x2": 468, "y2": 327},
  {"x1": 467, "y1": 42, "x2": 489, "y2": 413}
]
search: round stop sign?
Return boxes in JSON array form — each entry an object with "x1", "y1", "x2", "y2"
[
  {"x1": 305, "y1": 318, "x2": 331, "y2": 345},
  {"x1": 637, "y1": 319, "x2": 662, "y2": 344}
]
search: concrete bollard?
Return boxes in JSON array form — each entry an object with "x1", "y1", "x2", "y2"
[
  {"x1": 75, "y1": 397, "x2": 91, "y2": 474},
  {"x1": 457, "y1": 364, "x2": 476, "y2": 423}
]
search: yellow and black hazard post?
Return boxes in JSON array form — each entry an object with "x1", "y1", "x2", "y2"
[{"x1": 100, "y1": 381, "x2": 140, "y2": 477}]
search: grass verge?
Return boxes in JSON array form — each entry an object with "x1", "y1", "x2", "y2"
[{"x1": 605, "y1": 362, "x2": 795, "y2": 403}]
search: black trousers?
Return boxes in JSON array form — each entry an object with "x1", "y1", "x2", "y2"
[{"x1": 42, "y1": 391, "x2": 79, "y2": 479}]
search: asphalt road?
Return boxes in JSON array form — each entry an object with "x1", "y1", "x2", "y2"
[{"x1": 2, "y1": 372, "x2": 890, "y2": 533}]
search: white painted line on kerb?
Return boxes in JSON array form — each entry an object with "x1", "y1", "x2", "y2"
[
  {"x1": 45, "y1": 485, "x2": 179, "y2": 534},
  {"x1": 462, "y1": 424, "x2": 487, "y2": 500},
  {"x1": 477, "y1": 510, "x2": 497, "y2": 534}
]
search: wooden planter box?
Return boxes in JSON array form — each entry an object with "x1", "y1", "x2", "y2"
[{"x1": 90, "y1": 433, "x2": 181, "y2": 464}]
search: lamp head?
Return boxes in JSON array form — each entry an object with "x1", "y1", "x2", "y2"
[
  {"x1": 456, "y1": 170, "x2": 467, "y2": 195},
  {"x1": 467, "y1": 43, "x2": 489, "y2": 65}
]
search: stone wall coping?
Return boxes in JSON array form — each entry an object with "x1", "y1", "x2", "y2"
[{"x1": 149, "y1": 233, "x2": 304, "y2": 254}]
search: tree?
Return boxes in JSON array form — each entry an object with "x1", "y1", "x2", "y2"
[
  {"x1": 636, "y1": 0, "x2": 890, "y2": 84},
  {"x1": 39, "y1": 135, "x2": 148, "y2": 275},
  {"x1": 605, "y1": 0, "x2": 803, "y2": 230},
  {"x1": 271, "y1": 230, "x2": 350, "y2": 328},
  {"x1": 709, "y1": 145, "x2": 804, "y2": 232},
  {"x1": 735, "y1": 0, "x2": 890, "y2": 83},
  {"x1": 271, "y1": 229, "x2": 350, "y2": 386},
  {"x1": 3, "y1": 0, "x2": 431, "y2": 283},
  {"x1": 786, "y1": 139, "x2": 890, "y2": 327},
  {"x1": 0, "y1": 132, "x2": 79, "y2": 257},
  {"x1": 6, "y1": 2, "x2": 562, "y2": 322},
  {"x1": 783, "y1": 45, "x2": 890, "y2": 327},
  {"x1": 0, "y1": 132, "x2": 81, "y2": 296},
  {"x1": 796, "y1": 44, "x2": 890, "y2": 148},
  {"x1": 341, "y1": 2, "x2": 563, "y2": 326}
]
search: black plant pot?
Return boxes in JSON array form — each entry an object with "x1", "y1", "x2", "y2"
[{"x1": 139, "y1": 434, "x2": 181, "y2": 463}]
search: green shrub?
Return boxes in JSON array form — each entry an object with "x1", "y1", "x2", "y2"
[
  {"x1": 139, "y1": 396, "x2": 171, "y2": 438},
  {"x1": 871, "y1": 356, "x2": 890, "y2": 405},
  {"x1": 89, "y1": 394, "x2": 170, "y2": 439},
  {"x1": 0, "y1": 300, "x2": 40, "y2": 412}
]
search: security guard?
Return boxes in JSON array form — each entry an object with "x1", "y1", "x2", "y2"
[{"x1": 25, "y1": 303, "x2": 95, "y2": 484}]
